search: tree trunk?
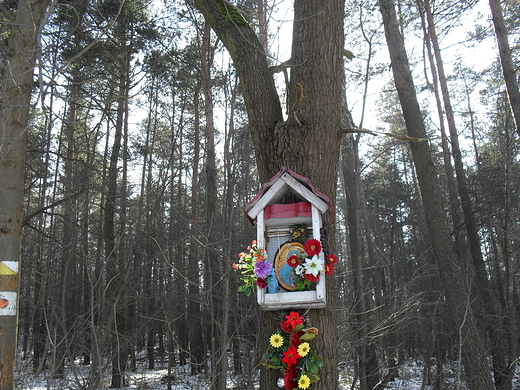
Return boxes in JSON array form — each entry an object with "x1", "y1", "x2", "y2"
[
  {"x1": 422, "y1": 1, "x2": 513, "y2": 387},
  {"x1": 0, "y1": 2, "x2": 51, "y2": 389},
  {"x1": 188, "y1": 81, "x2": 204, "y2": 375},
  {"x1": 342, "y1": 135, "x2": 379, "y2": 390},
  {"x1": 417, "y1": 1, "x2": 463, "y2": 249},
  {"x1": 194, "y1": 1, "x2": 345, "y2": 388},
  {"x1": 378, "y1": 0, "x2": 495, "y2": 388},
  {"x1": 199, "y1": 21, "x2": 226, "y2": 389},
  {"x1": 489, "y1": 0, "x2": 520, "y2": 138},
  {"x1": 105, "y1": 20, "x2": 129, "y2": 388}
]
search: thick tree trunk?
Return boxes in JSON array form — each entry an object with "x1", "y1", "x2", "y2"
[
  {"x1": 194, "y1": 1, "x2": 344, "y2": 389},
  {"x1": 0, "y1": 2, "x2": 51, "y2": 389},
  {"x1": 422, "y1": 1, "x2": 513, "y2": 387},
  {"x1": 378, "y1": 0, "x2": 495, "y2": 388}
]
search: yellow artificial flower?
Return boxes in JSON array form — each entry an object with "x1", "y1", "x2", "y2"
[
  {"x1": 298, "y1": 374, "x2": 311, "y2": 389},
  {"x1": 297, "y1": 342, "x2": 310, "y2": 357},
  {"x1": 269, "y1": 333, "x2": 284, "y2": 348}
]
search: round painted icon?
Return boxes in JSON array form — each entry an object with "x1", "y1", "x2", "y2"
[{"x1": 274, "y1": 242, "x2": 305, "y2": 290}]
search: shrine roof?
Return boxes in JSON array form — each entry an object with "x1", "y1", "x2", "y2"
[{"x1": 245, "y1": 167, "x2": 334, "y2": 224}]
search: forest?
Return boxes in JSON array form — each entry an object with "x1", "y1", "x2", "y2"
[{"x1": 0, "y1": 0, "x2": 519, "y2": 389}]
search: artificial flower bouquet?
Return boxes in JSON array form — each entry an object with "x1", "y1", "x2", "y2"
[
  {"x1": 285, "y1": 238, "x2": 338, "y2": 291},
  {"x1": 262, "y1": 311, "x2": 323, "y2": 389},
  {"x1": 233, "y1": 240, "x2": 273, "y2": 296}
]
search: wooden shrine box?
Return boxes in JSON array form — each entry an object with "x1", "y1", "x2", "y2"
[{"x1": 245, "y1": 168, "x2": 333, "y2": 310}]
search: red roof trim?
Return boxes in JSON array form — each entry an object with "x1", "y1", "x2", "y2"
[{"x1": 244, "y1": 167, "x2": 334, "y2": 224}]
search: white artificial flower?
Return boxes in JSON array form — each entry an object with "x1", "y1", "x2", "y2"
[
  {"x1": 304, "y1": 255, "x2": 324, "y2": 277},
  {"x1": 294, "y1": 264, "x2": 305, "y2": 275}
]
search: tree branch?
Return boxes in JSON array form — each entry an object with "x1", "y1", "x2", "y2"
[
  {"x1": 0, "y1": 4, "x2": 15, "y2": 22},
  {"x1": 340, "y1": 127, "x2": 431, "y2": 142},
  {"x1": 193, "y1": 0, "x2": 283, "y2": 178},
  {"x1": 22, "y1": 188, "x2": 87, "y2": 226}
]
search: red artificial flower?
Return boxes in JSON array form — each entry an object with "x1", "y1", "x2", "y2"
[
  {"x1": 305, "y1": 273, "x2": 320, "y2": 283},
  {"x1": 304, "y1": 239, "x2": 322, "y2": 256},
  {"x1": 281, "y1": 311, "x2": 303, "y2": 333},
  {"x1": 281, "y1": 320, "x2": 293, "y2": 333},
  {"x1": 325, "y1": 263, "x2": 334, "y2": 276},
  {"x1": 232, "y1": 263, "x2": 239, "y2": 269},
  {"x1": 291, "y1": 331, "x2": 303, "y2": 347},
  {"x1": 327, "y1": 253, "x2": 338, "y2": 264},
  {"x1": 287, "y1": 255, "x2": 300, "y2": 268},
  {"x1": 283, "y1": 365, "x2": 298, "y2": 389},
  {"x1": 282, "y1": 347, "x2": 300, "y2": 366},
  {"x1": 256, "y1": 278, "x2": 267, "y2": 288}
]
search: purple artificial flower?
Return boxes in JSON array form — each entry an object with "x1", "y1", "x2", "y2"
[{"x1": 254, "y1": 260, "x2": 273, "y2": 278}]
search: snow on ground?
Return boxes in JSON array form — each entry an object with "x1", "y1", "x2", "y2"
[{"x1": 15, "y1": 358, "x2": 520, "y2": 389}]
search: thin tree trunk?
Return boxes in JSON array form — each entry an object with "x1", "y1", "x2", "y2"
[
  {"x1": 342, "y1": 135, "x2": 377, "y2": 390},
  {"x1": 200, "y1": 22, "x2": 226, "y2": 389},
  {"x1": 417, "y1": 0, "x2": 463, "y2": 248},
  {"x1": 33, "y1": 70, "x2": 57, "y2": 373},
  {"x1": 55, "y1": 66, "x2": 81, "y2": 379},
  {"x1": 144, "y1": 103, "x2": 158, "y2": 370},
  {"x1": 105, "y1": 22, "x2": 129, "y2": 388},
  {"x1": 172, "y1": 98, "x2": 189, "y2": 367},
  {"x1": 489, "y1": 0, "x2": 520, "y2": 137},
  {"x1": 220, "y1": 72, "x2": 239, "y2": 390},
  {"x1": 188, "y1": 81, "x2": 204, "y2": 375}
]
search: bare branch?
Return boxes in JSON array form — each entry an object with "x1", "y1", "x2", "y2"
[
  {"x1": 0, "y1": 4, "x2": 15, "y2": 22},
  {"x1": 341, "y1": 127, "x2": 432, "y2": 142}
]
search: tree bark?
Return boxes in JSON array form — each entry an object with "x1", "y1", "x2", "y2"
[
  {"x1": 422, "y1": 1, "x2": 513, "y2": 387},
  {"x1": 199, "y1": 21, "x2": 226, "y2": 389},
  {"x1": 0, "y1": 2, "x2": 51, "y2": 389},
  {"x1": 417, "y1": 0, "x2": 463, "y2": 248},
  {"x1": 489, "y1": 0, "x2": 520, "y2": 138},
  {"x1": 187, "y1": 81, "x2": 204, "y2": 375},
  {"x1": 105, "y1": 19, "x2": 130, "y2": 388},
  {"x1": 194, "y1": 1, "x2": 345, "y2": 388},
  {"x1": 378, "y1": 0, "x2": 495, "y2": 388},
  {"x1": 342, "y1": 136, "x2": 379, "y2": 390}
]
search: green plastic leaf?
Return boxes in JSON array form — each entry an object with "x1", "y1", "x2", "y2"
[{"x1": 293, "y1": 324, "x2": 304, "y2": 333}]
